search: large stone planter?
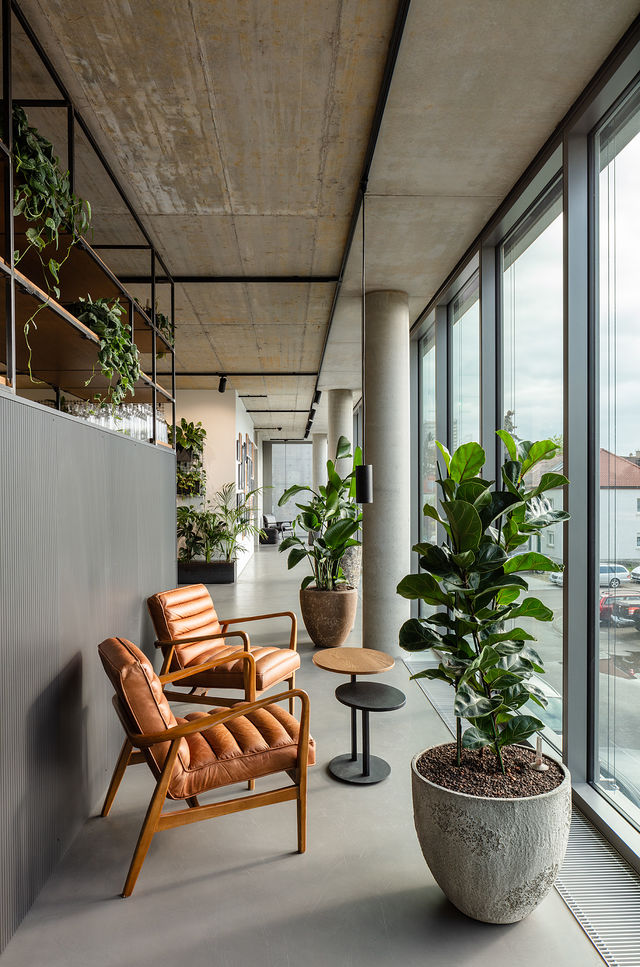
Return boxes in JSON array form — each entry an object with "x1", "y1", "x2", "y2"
[
  {"x1": 411, "y1": 746, "x2": 571, "y2": 924},
  {"x1": 300, "y1": 586, "x2": 358, "y2": 648}
]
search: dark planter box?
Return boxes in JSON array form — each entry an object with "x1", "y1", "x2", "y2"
[{"x1": 178, "y1": 560, "x2": 237, "y2": 584}]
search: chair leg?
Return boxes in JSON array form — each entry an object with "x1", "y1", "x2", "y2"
[
  {"x1": 101, "y1": 739, "x2": 133, "y2": 818},
  {"x1": 297, "y1": 776, "x2": 307, "y2": 854},
  {"x1": 186, "y1": 796, "x2": 200, "y2": 808},
  {"x1": 121, "y1": 742, "x2": 178, "y2": 898},
  {"x1": 247, "y1": 779, "x2": 255, "y2": 791},
  {"x1": 288, "y1": 673, "x2": 295, "y2": 714}
]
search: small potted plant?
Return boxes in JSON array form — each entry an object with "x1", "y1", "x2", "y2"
[
  {"x1": 397, "y1": 431, "x2": 572, "y2": 923},
  {"x1": 278, "y1": 436, "x2": 362, "y2": 647}
]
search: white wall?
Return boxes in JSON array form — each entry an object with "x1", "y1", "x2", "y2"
[
  {"x1": 176, "y1": 389, "x2": 257, "y2": 574},
  {"x1": 600, "y1": 488, "x2": 640, "y2": 564}
]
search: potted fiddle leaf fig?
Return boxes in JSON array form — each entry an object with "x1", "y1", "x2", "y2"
[
  {"x1": 278, "y1": 436, "x2": 362, "y2": 647},
  {"x1": 397, "y1": 431, "x2": 572, "y2": 924}
]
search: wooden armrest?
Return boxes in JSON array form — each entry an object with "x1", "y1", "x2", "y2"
[
  {"x1": 158, "y1": 649, "x2": 255, "y2": 685},
  {"x1": 122, "y1": 688, "x2": 310, "y2": 748},
  {"x1": 154, "y1": 629, "x2": 250, "y2": 651},
  {"x1": 219, "y1": 611, "x2": 298, "y2": 651}
]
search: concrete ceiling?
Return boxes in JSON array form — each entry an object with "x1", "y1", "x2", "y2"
[{"x1": 14, "y1": 0, "x2": 640, "y2": 438}]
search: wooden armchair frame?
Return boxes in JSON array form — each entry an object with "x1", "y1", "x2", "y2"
[
  {"x1": 101, "y1": 650, "x2": 310, "y2": 898},
  {"x1": 153, "y1": 608, "x2": 298, "y2": 712}
]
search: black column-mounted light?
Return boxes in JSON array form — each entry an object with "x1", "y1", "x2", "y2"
[
  {"x1": 218, "y1": 375, "x2": 227, "y2": 393},
  {"x1": 355, "y1": 463, "x2": 373, "y2": 503}
]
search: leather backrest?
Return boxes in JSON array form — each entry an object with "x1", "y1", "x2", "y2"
[
  {"x1": 147, "y1": 584, "x2": 224, "y2": 668},
  {"x1": 98, "y1": 637, "x2": 190, "y2": 777}
]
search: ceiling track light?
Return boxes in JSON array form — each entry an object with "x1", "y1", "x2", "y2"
[
  {"x1": 313, "y1": 390, "x2": 322, "y2": 405},
  {"x1": 218, "y1": 375, "x2": 227, "y2": 393}
]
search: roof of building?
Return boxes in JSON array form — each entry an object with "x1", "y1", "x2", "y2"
[{"x1": 600, "y1": 448, "x2": 640, "y2": 488}]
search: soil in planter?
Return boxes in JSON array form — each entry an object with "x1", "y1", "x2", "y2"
[{"x1": 416, "y1": 743, "x2": 564, "y2": 798}]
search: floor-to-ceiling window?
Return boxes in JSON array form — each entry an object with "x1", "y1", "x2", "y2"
[
  {"x1": 271, "y1": 442, "x2": 313, "y2": 522},
  {"x1": 594, "y1": 80, "x2": 640, "y2": 829},
  {"x1": 449, "y1": 274, "x2": 480, "y2": 449},
  {"x1": 419, "y1": 322, "x2": 437, "y2": 545},
  {"x1": 500, "y1": 176, "x2": 564, "y2": 748}
]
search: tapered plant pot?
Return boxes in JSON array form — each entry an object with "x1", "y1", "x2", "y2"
[
  {"x1": 411, "y1": 746, "x2": 571, "y2": 924},
  {"x1": 300, "y1": 586, "x2": 358, "y2": 648},
  {"x1": 340, "y1": 545, "x2": 362, "y2": 589}
]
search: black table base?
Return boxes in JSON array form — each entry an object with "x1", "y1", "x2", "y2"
[
  {"x1": 329, "y1": 680, "x2": 406, "y2": 786},
  {"x1": 328, "y1": 752, "x2": 391, "y2": 785}
]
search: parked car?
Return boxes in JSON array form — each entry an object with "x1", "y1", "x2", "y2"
[
  {"x1": 630, "y1": 565, "x2": 640, "y2": 584},
  {"x1": 599, "y1": 563, "x2": 630, "y2": 588},
  {"x1": 549, "y1": 570, "x2": 563, "y2": 587},
  {"x1": 599, "y1": 590, "x2": 640, "y2": 625}
]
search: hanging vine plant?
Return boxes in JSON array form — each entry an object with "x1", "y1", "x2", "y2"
[
  {"x1": 12, "y1": 105, "x2": 92, "y2": 375},
  {"x1": 67, "y1": 296, "x2": 141, "y2": 408}
]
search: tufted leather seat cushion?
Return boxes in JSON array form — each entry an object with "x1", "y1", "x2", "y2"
[
  {"x1": 169, "y1": 704, "x2": 316, "y2": 800},
  {"x1": 98, "y1": 637, "x2": 315, "y2": 802},
  {"x1": 147, "y1": 584, "x2": 300, "y2": 689}
]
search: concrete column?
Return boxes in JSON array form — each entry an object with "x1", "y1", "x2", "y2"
[
  {"x1": 262, "y1": 442, "x2": 273, "y2": 514},
  {"x1": 363, "y1": 290, "x2": 411, "y2": 654},
  {"x1": 312, "y1": 433, "x2": 328, "y2": 491},
  {"x1": 327, "y1": 389, "x2": 353, "y2": 475}
]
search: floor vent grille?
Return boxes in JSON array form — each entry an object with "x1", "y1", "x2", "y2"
[{"x1": 404, "y1": 658, "x2": 640, "y2": 967}]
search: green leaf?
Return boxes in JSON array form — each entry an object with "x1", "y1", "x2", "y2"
[
  {"x1": 418, "y1": 543, "x2": 455, "y2": 577},
  {"x1": 278, "y1": 484, "x2": 310, "y2": 506},
  {"x1": 442, "y1": 500, "x2": 482, "y2": 552},
  {"x1": 300, "y1": 575, "x2": 315, "y2": 590},
  {"x1": 279, "y1": 535, "x2": 302, "y2": 552},
  {"x1": 452, "y1": 550, "x2": 475, "y2": 568},
  {"x1": 520, "y1": 439, "x2": 560, "y2": 476},
  {"x1": 324, "y1": 518, "x2": 359, "y2": 548},
  {"x1": 474, "y1": 544, "x2": 508, "y2": 572},
  {"x1": 504, "y1": 552, "x2": 562, "y2": 573},
  {"x1": 410, "y1": 667, "x2": 456, "y2": 686},
  {"x1": 478, "y1": 491, "x2": 523, "y2": 528},
  {"x1": 496, "y1": 428, "x2": 518, "y2": 461},
  {"x1": 483, "y1": 627, "x2": 536, "y2": 646},
  {"x1": 398, "y1": 618, "x2": 443, "y2": 652},
  {"x1": 436, "y1": 440, "x2": 451, "y2": 469},
  {"x1": 396, "y1": 573, "x2": 452, "y2": 607},
  {"x1": 495, "y1": 586, "x2": 521, "y2": 606},
  {"x1": 454, "y1": 687, "x2": 504, "y2": 720},
  {"x1": 423, "y1": 502, "x2": 445, "y2": 527},
  {"x1": 449, "y1": 442, "x2": 486, "y2": 482},
  {"x1": 286, "y1": 546, "x2": 308, "y2": 569},
  {"x1": 335, "y1": 435, "x2": 351, "y2": 460},
  {"x1": 461, "y1": 726, "x2": 494, "y2": 750},
  {"x1": 530, "y1": 472, "x2": 569, "y2": 496},
  {"x1": 498, "y1": 714, "x2": 545, "y2": 747}
]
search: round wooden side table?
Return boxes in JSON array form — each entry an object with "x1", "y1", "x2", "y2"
[{"x1": 312, "y1": 647, "x2": 405, "y2": 785}]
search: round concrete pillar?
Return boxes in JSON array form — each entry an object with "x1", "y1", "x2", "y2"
[
  {"x1": 312, "y1": 433, "x2": 328, "y2": 491},
  {"x1": 327, "y1": 389, "x2": 353, "y2": 475},
  {"x1": 363, "y1": 290, "x2": 411, "y2": 654}
]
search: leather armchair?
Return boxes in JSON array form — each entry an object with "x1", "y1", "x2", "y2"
[
  {"x1": 99, "y1": 636, "x2": 314, "y2": 897},
  {"x1": 147, "y1": 583, "x2": 301, "y2": 711}
]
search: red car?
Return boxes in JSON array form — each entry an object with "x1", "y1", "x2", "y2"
[{"x1": 599, "y1": 590, "x2": 640, "y2": 625}]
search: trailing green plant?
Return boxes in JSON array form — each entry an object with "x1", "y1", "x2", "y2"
[
  {"x1": 12, "y1": 105, "x2": 92, "y2": 377},
  {"x1": 177, "y1": 504, "x2": 225, "y2": 563},
  {"x1": 397, "y1": 431, "x2": 570, "y2": 775},
  {"x1": 278, "y1": 436, "x2": 362, "y2": 590},
  {"x1": 67, "y1": 296, "x2": 141, "y2": 408},
  {"x1": 211, "y1": 482, "x2": 265, "y2": 562}
]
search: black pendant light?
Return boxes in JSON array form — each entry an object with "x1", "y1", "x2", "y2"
[{"x1": 356, "y1": 185, "x2": 373, "y2": 504}]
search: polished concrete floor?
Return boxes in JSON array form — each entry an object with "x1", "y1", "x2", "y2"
[{"x1": 1, "y1": 548, "x2": 603, "y2": 967}]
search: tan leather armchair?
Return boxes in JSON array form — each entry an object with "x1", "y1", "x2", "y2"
[
  {"x1": 147, "y1": 584, "x2": 301, "y2": 711},
  {"x1": 99, "y1": 636, "x2": 314, "y2": 897}
]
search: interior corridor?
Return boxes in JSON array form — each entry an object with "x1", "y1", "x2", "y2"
[{"x1": 0, "y1": 548, "x2": 602, "y2": 967}]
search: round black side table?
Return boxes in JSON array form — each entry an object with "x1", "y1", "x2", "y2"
[{"x1": 330, "y1": 680, "x2": 406, "y2": 785}]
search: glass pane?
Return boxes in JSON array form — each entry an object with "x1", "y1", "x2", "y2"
[
  {"x1": 450, "y1": 274, "x2": 479, "y2": 448},
  {"x1": 595, "y1": 81, "x2": 640, "y2": 829},
  {"x1": 500, "y1": 176, "x2": 564, "y2": 749},
  {"x1": 420, "y1": 322, "x2": 437, "y2": 545},
  {"x1": 272, "y1": 442, "x2": 313, "y2": 522}
]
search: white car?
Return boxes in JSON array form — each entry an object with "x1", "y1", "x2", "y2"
[
  {"x1": 599, "y1": 564, "x2": 630, "y2": 588},
  {"x1": 549, "y1": 563, "x2": 630, "y2": 588},
  {"x1": 631, "y1": 565, "x2": 640, "y2": 584}
]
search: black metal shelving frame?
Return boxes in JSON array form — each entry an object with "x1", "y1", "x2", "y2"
[{"x1": 0, "y1": 0, "x2": 176, "y2": 445}]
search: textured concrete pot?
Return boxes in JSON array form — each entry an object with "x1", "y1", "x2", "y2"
[
  {"x1": 411, "y1": 746, "x2": 571, "y2": 924},
  {"x1": 300, "y1": 586, "x2": 358, "y2": 648},
  {"x1": 340, "y1": 545, "x2": 362, "y2": 589}
]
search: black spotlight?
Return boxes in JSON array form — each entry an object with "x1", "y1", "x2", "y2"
[
  {"x1": 355, "y1": 464, "x2": 373, "y2": 503},
  {"x1": 313, "y1": 389, "x2": 322, "y2": 405},
  {"x1": 218, "y1": 375, "x2": 227, "y2": 393}
]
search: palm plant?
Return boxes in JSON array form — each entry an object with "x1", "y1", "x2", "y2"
[{"x1": 211, "y1": 482, "x2": 264, "y2": 562}]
